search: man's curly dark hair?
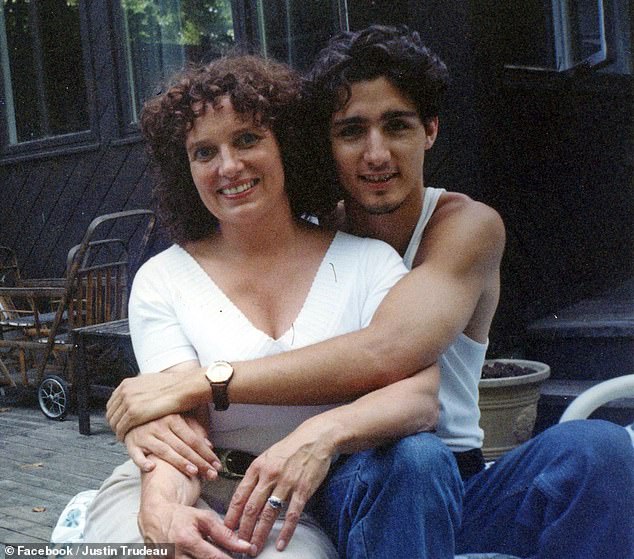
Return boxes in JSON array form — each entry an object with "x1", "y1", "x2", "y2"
[
  {"x1": 307, "y1": 24, "x2": 449, "y2": 125},
  {"x1": 304, "y1": 25, "x2": 450, "y2": 193},
  {"x1": 141, "y1": 55, "x2": 337, "y2": 244}
]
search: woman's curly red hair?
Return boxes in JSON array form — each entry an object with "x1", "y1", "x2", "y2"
[{"x1": 141, "y1": 55, "x2": 337, "y2": 244}]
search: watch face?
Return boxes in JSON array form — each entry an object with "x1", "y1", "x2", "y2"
[{"x1": 206, "y1": 361, "x2": 233, "y2": 383}]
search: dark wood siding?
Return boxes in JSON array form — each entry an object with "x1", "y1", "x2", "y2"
[
  {"x1": 0, "y1": 0, "x2": 155, "y2": 280},
  {"x1": 0, "y1": 143, "x2": 153, "y2": 279}
]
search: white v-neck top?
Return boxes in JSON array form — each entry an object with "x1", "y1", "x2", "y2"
[{"x1": 129, "y1": 231, "x2": 407, "y2": 454}]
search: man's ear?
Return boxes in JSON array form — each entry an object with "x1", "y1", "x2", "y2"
[{"x1": 424, "y1": 117, "x2": 439, "y2": 150}]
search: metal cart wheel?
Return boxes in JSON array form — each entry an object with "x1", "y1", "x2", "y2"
[{"x1": 38, "y1": 374, "x2": 70, "y2": 420}]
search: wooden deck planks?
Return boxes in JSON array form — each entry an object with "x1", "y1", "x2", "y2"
[{"x1": 0, "y1": 403, "x2": 127, "y2": 547}]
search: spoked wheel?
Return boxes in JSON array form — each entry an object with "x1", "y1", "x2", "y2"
[{"x1": 38, "y1": 374, "x2": 70, "y2": 420}]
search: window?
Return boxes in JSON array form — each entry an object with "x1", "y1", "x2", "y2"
[
  {"x1": 119, "y1": 0, "x2": 237, "y2": 125},
  {"x1": 0, "y1": 0, "x2": 90, "y2": 145},
  {"x1": 504, "y1": 0, "x2": 614, "y2": 73},
  {"x1": 117, "y1": 0, "x2": 343, "y2": 128}
]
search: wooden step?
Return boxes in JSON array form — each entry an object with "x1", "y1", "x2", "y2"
[
  {"x1": 525, "y1": 279, "x2": 634, "y2": 380},
  {"x1": 534, "y1": 378, "x2": 634, "y2": 434}
]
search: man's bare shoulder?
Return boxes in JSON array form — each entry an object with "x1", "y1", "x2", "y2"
[
  {"x1": 430, "y1": 191, "x2": 503, "y2": 230},
  {"x1": 416, "y1": 191, "x2": 505, "y2": 268}
]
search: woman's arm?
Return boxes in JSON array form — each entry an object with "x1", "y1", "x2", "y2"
[{"x1": 224, "y1": 362, "x2": 440, "y2": 554}]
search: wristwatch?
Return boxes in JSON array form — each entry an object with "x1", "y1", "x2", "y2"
[{"x1": 204, "y1": 361, "x2": 234, "y2": 411}]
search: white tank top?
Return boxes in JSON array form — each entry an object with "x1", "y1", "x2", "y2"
[{"x1": 405, "y1": 187, "x2": 487, "y2": 451}]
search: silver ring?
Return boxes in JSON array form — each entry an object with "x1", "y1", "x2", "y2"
[{"x1": 267, "y1": 495, "x2": 286, "y2": 510}]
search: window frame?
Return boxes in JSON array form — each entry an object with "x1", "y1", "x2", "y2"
[
  {"x1": 0, "y1": 0, "x2": 99, "y2": 164},
  {"x1": 503, "y1": 0, "x2": 616, "y2": 75},
  {"x1": 0, "y1": 0, "x2": 349, "y2": 160},
  {"x1": 502, "y1": 0, "x2": 631, "y2": 91}
]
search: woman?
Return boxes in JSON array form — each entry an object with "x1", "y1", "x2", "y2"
[{"x1": 84, "y1": 56, "x2": 442, "y2": 558}]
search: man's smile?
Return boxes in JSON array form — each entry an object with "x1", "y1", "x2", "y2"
[{"x1": 359, "y1": 172, "x2": 399, "y2": 184}]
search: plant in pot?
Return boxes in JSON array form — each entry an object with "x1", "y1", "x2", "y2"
[{"x1": 478, "y1": 359, "x2": 551, "y2": 461}]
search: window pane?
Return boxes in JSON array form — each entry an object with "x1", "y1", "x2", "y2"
[
  {"x1": 1, "y1": 0, "x2": 89, "y2": 144},
  {"x1": 256, "y1": 0, "x2": 341, "y2": 70},
  {"x1": 121, "y1": 0, "x2": 236, "y2": 122}
]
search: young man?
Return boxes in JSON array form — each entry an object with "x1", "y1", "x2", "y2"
[{"x1": 107, "y1": 26, "x2": 634, "y2": 558}]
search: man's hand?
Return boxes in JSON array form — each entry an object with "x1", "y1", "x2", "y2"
[
  {"x1": 107, "y1": 365, "x2": 208, "y2": 439},
  {"x1": 224, "y1": 419, "x2": 335, "y2": 554},
  {"x1": 124, "y1": 414, "x2": 222, "y2": 479},
  {"x1": 139, "y1": 501, "x2": 256, "y2": 559}
]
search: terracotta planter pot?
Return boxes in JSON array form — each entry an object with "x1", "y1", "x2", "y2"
[{"x1": 478, "y1": 359, "x2": 551, "y2": 461}]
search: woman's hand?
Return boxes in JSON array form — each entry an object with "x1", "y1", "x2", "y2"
[
  {"x1": 124, "y1": 414, "x2": 222, "y2": 480},
  {"x1": 224, "y1": 362, "x2": 440, "y2": 554},
  {"x1": 224, "y1": 417, "x2": 337, "y2": 554},
  {"x1": 140, "y1": 501, "x2": 256, "y2": 559},
  {"x1": 107, "y1": 361, "x2": 208, "y2": 439},
  {"x1": 139, "y1": 445, "x2": 256, "y2": 559}
]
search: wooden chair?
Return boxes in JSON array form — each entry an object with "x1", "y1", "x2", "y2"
[
  {"x1": 0, "y1": 245, "x2": 25, "y2": 386},
  {"x1": 38, "y1": 210, "x2": 155, "y2": 419},
  {"x1": 36, "y1": 237, "x2": 132, "y2": 419},
  {"x1": 0, "y1": 210, "x2": 155, "y2": 416},
  {"x1": 0, "y1": 246, "x2": 61, "y2": 386}
]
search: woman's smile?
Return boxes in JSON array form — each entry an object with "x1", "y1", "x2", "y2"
[{"x1": 218, "y1": 178, "x2": 260, "y2": 197}]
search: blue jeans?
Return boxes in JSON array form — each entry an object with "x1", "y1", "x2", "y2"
[
  {"x1": 311, "y1": 420, "x2": 634, "y2": 558},
  {"x1": 311, "y1": 432, "x2": 462, "y2": 559},
  {"x1": 457, "y1": 420, "x2": 634, "y2": 558}
]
